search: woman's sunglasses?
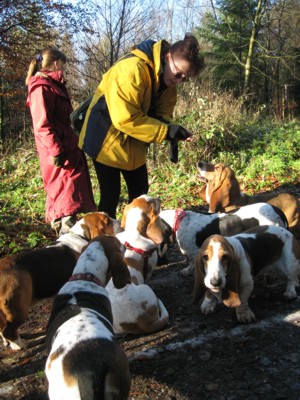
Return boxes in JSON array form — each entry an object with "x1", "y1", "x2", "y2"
[{"x1": 170, "y1": 54, "x2": 191, "y2": 82}]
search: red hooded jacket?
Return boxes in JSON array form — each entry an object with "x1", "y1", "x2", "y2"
[{"x1": 27, "y1": 70, "x2": 96, "y2": 222}]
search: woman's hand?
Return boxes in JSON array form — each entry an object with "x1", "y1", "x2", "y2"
[{"x1": 53, "y1": 152, "x2": 66, "y2": 167}]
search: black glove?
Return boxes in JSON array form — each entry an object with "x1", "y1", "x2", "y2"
[
  {"x1": 167, "y1": 125, "x2": 192, "y2": 141},
  {"x1": 169, "y1": 140, "x2": 178, "y2": 164},
  {"x1": 53, "y1": 152, "x2": 66, "y2": 167}
]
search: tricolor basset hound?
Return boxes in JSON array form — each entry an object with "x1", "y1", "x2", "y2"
[
  {"x1": 193, "y1": 225, "x2": 300, "y2": 323},
  {"x1": 0, "y1": 212, "x2": 122, "y2": 350},
  {"x1": 45, "y1": 235, "x2": 131, "y2": 400},
  {"x1": 106, "y1": 195, "x2": 169, "y2": 335},
  {"x1": 197, "y1": 161, "x2": 300, "y2": 238},
  {"x1": 160, "y1": 202, "x2": 288, "y2": 276}
]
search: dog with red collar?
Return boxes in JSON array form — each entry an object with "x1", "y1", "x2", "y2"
[
  {"x1": 106, "y1": 195, "x2": 169, "y2": 335},
  {"x1": 45, "y1": 235, "x2": 131, "y2": 400},
  {"x1": 116, "y1": 194, "x2": 165, "y2": 284},
  {"x1": 0, "y1": 212, "x2": 122, "y2": 350},
  {"x1": 160, "y1": 202, "x2": 288, "y2": 277}
]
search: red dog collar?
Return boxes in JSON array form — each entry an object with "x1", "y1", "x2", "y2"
[
  {"x1": 69, "y1": 273, "x2": 103, "y2": 287},
  {"x1": 173, "y1": 209, "x2": 187, "y2": 236},
  {"x1": 124, "y1": 241, "x2": 156, "y2": 281}
]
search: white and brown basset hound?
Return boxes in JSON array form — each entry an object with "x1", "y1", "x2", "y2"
[
  {"x1": 160, "y1": 202, "x2": 288, "y2": 277},
  {"x1": 116, "y1": 194, "x2": 164, "y2": 284},
  {"x1": 106, "y1": 276, "x2": 169, "y2": 335},
  {"x1": 45, "y1": 235, "x2": 131, "y2": 400},
  {"x1": 106, "y1": 195, "x2": 169, "y2": 335},
  {"x1": 193, "y1": 225, "x2": 300, "y2": 323},
  {"x1": 197, "y1": 161, "x2": 300, "y2": 238},
  {"x1": 0, "y1": 212, "x2": 122, "y2": 350}
]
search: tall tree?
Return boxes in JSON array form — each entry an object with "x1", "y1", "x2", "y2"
[
  {"x1": 0, "y1": 0, "x2": 73, "y2": 145},
  {"x1": 198, "y1": 1, "x2": 268, "y2": 98},
  {"x1": 243, "y1": 0, "x2": 266, "y2": 100},
  {"x1": 70, "y1": 0, "x2": 165, "y2": 99},
  {"x1": 259, "y1": 0, "x2": 300, "y2": 117}
]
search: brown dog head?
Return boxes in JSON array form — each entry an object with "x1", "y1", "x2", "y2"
[
  {"x1": 121, "y1": 195, "x2": 164, "y2": 244},
  {"x1": 81, "y1": 212, "x2": 121, "y2": 239},
  {"x1": 197, "y1": 161, "x2": 241, "y2": 212}
]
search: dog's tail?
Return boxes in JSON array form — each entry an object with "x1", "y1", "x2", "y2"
[
  {"x1": 269, "y1": 204, "x2": 289, "y2": 230},
  {"x1": 67, "y1": 339, "x2": 130, "y2": 400},
  {"x1": 144, "y1": 298, "x2": 169, "y2": 333},
  {"x1": 77, "y1": 372, "x2": 96, "y2": 400}
]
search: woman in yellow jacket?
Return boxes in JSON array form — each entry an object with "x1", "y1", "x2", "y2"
[{"x1": 79, "y1": 34, "x2": 204, "y2": 218}]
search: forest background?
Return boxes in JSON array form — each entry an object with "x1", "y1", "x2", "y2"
[{"x1": 0, "y1": 0, "x2": 300, "y2": 254}]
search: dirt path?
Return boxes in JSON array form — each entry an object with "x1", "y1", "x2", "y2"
[{"x1": 1, "y1": 243, "x2": 300, "y2": 400}]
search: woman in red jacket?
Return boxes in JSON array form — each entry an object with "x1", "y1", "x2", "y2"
[{"x1": 26, "y1": 47, "x2": 96, "y2": 235}]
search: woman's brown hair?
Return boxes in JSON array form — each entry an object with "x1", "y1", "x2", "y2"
[
  {"x1": 25, "y1": 47, "x2": 67, "y2": 85},
  {"x1": 171, "y1": 34, "x2": 205, "y2": 76}
]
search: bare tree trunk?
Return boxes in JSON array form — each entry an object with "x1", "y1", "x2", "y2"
[
  {"x1": 0, "y1": 77, "x2": 3, "y2": 149},
  {"x1": 242, "y1": 0, "x2": 266, "y2": 106}
]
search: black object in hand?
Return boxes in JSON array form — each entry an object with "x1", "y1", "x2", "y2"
[
  {"x1": 169, "y1": 140, "x2": 178, "y2": 163},
  {"x1": 167, "y1": 125, "x2": 191, "y2": 141}
]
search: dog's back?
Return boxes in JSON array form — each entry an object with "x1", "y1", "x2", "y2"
[
  {"x1": 0, "y1": 244, "x2": 78, "y2": 349},
  {"x1": 46, "y1": 305, "x2": 130, "y2": 400},
  {"x1": 0, "y1": 245, "x2": 78, "y2": 300},
  {"x1": 197, "y1": 161, "x2": 300, "y2": 238}
]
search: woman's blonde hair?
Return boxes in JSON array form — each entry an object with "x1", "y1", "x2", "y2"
[{"x1": 25, "y1": 47, "x2": 67, "y2": 85}]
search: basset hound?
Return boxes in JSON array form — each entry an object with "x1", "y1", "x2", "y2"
[
  {"x1": 197, "y1": 161, "x2": 300, "y2": 238},
  {"x1": 0, "y1": 212, "x2": 122, "y2": 350},
  {"x1": 45, "y1": 235, "x2": 131, "y2": 400},
  {"x1": 105, "y1": 194, "x2": 169, "y2": 335},
  {"x1": 106, "y1": 276, "x2": 169, "y2": 335},
  {"x1": 160, "y1": 202, "x2": 288, "y2": 276},
  {"x1": 193, "y1": 225, "x2": 300, "y2": 323},
  {"x1": 116, "y1": 194, "x2": 164, "y2": 284}
]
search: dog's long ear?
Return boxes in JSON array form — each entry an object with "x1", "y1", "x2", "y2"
[
  {"x1": 82, "y1": 213, "x2": 112, "y2": 239},
  {"x1": 109, "y1": 252, "x2": 132, "y2": 289},
  {"x1": 146, "y1": 201, "x2": 164, "y2": 244},
  {"x1": 121, "y1": 203, "x2": 131, "y2": 229},
  {"x1": 193, "y1": 251, "x2": 207, "y2": 304},
  {"x1": 209, "y1": 165, "x2": 234, "y2": 212},
  {"x1": 99, "y1": 235, "x2": 131, "y2": 289},
  {"x1": 222, "y1": 255, "x2": 241, "y2": 308}
]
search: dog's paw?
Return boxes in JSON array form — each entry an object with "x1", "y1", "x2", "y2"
[
  {"x1": 179, "y1": 264, "x2": 193, "y2": 276},
  {"x1": 10, "y1": 337, "x2": 28, "y2": 351},
  {"x1": 0, "y1": 334, "x2": 9, "y2": 347},
  {"x1": 283, "y1": 284, "x2": 297, "y2": 300},
  {"x1": 200, "y1": 299, "x2": 217, "y2": 315},
  {"x1": 236, "y1": 306, "x2": 256, "y2": 323}
]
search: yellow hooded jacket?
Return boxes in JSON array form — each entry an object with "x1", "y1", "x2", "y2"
[{"x1": 78, "y1": 40, "x2": 177, "y2": 170}]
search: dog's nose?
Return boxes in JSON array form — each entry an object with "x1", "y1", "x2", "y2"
[
  {"x1": 197, "y1": 161, "x2": 204, "y2": 168},
  {"x1": 210, "y1": 277, "x2": 222, "y2": 287}
]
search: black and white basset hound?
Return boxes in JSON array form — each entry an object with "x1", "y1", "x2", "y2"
[
  {"x1": 45, "y1": 235, "x2": 131, "y2": 400},
  {"x1": 160, "y1": 202, "x2": 288, "y2": 276}
]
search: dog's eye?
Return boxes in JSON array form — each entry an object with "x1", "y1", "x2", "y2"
[
  {"x1": 202, "y1": 254, "x2": 209, "y2": 261},
  {"x1": 221, "y1": 254, "x2": 229, "y2": 262}
]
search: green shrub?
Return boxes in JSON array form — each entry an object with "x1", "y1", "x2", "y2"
[{"x1": 1, "y1": 94, "x2": 299, "y2": 255}]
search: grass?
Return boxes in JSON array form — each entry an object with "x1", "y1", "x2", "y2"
[{"x1": 1, "y1": 119, "x2": 299, "y2": 257}]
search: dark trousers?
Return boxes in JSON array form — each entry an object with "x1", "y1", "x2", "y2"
[{"x1": 93, "y1": 161, "x2": 149, "y2": 219}]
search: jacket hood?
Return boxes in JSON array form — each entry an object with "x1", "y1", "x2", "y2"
[
  {"x1": 27, "y1": 70, "x2": 68, "y2": 99},
  {"x1": 133, "y1": 40, "x2": 156, "y2": 62}
]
